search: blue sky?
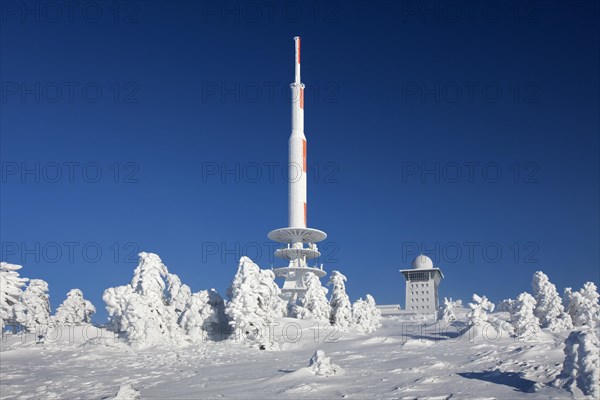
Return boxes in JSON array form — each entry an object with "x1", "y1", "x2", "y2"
[{"x1": 1, "y1": 1, "x2": 598, "y2": 321}]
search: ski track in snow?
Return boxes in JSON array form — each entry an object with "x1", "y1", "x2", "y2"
[{"x1": 0, "y1": 311, "x2": 578, "y2": 400}]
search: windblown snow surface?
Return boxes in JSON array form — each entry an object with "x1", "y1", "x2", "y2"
[{"x1": 0, "y1": 308, "x2": 588, "y2": 399}]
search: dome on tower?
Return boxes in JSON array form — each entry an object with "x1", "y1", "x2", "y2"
[{"x1": 412, "y1": 254, "x2": 433, "y2": 270}]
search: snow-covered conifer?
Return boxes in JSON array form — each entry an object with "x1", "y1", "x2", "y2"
[
  {"x1": 225, "y1": 257, "x2": 286, "y2": 344},
  {"x1": 103, "y1": 252, "x2": 186, "y2": 346},
  {"x1": 166, "y1": 273, "x2": 192, "y2": 315},
  {"x1": 178, "y1": 290, "x2": 218, "y2": 339},
  {"x1": 496, "y1": 298, "x2": 514, "y2": 313},
  {"x1": 328, "y1": 271, "x2": 352, "y2": 330},
  {"x1": 0, "y1": 262, "x2": 28, "y2": 330},
  {"x1": 439, "y1": 297, "x2": 456, "y2": 323},
  {"x1": 296, "y1": 272, "x2": 330, "y2": 321},
  {"x1": 531, "y1": 271, "x2": 573, "y2": 331},
  {"x1": 352, "y1": 294, "x2": 381, "y2": 333},
  {"x1": 103, "y1": 285, "x2": 134, "y2": 332},
  {"x1": 511, "y1": 292, "x2": 540, "y2": 341},
  {"x1": 466, "y1": 293, "x2": 496, "y2": 339},
  {"x1": 207, "y1": 289, "x2": 227, "y2": 339},
  {"x1": 565, "y1": 283, "x2": 600, "y2": 328},
  {"x1": 553, "y1": 330, "x2": 599, "y2": 398},
  {"x1": 53, "y1": 289, "x2": 95, "y2": 325},
  {"x1": 579, "y1": 282, "x2": 600, "y2": 327},
  {"x1": 20, "y1": 279, "x2": 51, "y2": 332}
]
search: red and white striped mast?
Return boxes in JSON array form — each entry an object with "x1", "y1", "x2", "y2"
[
  {"x1": 289, "y1": 36, "x2": 306, "y2": 230},
  {"x1": 268, "y1": 36, "x2": 327, "y2": 304}
]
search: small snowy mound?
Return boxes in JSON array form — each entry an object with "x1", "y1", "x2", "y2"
[
  {"x1": 112, "y1": 383, "x2": 140, "y2": 400},
  {"x1": 308, "y1": 349, "x2": 344, "y2": 377}
]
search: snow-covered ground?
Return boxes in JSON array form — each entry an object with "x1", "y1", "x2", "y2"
[{"x1": 0, "y1": 308, "x2": 586, "y2": 400}]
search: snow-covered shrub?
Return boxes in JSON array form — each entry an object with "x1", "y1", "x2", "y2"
[
  {"x1": 19, "y1": 279, "x2": 51, "y2": 332},
  {"x1": 53, "y1": 289, "x2": 95, "y2": 325},
  {"x1": 565, "y1": 283, "x2": 600, "y2": 328},
  {"x1": 466, "y1": 294, "x2": 496, "y2": 339},
  {"x1": 308, "y1": 349, "x2": 344, "y2": 376},
  {"x1": 112, "y1": 383, "x2": 140, "y2": 400},
  {"x1": 103, "y1": 252, "x2": 189, "y2": 346},
  {"x1": 496, "y1": 298, "x2": 515, "y2": 313},
  {"x1": 352, "y1": 294, "x2": 381, "y2": 333},
  {"x1": 295, "y1": 272, "x2": 330, "y2": 321},
  {"x1": 328, "y1": 270, "x2": 352, "y2": 330},
  {"x1": 511, "y1": 292, "x2": 540, "y2": 341},
  {"x1": 531, "y1": 271, "x2": 573, "y2": 331},
  {"x1": 225, "y1": 257, "x2": 286, "y2": 345},
  {"x1": 0, "y1": 262, "x2": 28, "y2": 330},
  {"x1": 553, "y1": 330, "x2": 599, "y2": 398},
  {"x1": 439, "y1": 297, "x2": 456, "y2": 323}
]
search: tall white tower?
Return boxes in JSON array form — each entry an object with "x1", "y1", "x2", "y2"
[
  {"x1": 400, "y1": 255, "x2": 444, "y2": 313},
  {"x1": 268, "y1": 36, "x2": 327, "y2": 304}
]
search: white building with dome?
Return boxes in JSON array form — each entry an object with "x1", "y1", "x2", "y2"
[{"x1": 400, "y1": 255, "x2": 444, "y2": 313}]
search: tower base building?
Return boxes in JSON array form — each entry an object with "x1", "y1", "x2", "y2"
[{"x1": 400, "y1": 255, "x2": 444, "y2": 313}]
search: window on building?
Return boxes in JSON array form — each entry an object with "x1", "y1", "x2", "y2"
[{"x1": 410, "y1": 272, "x2": 429, "y2": 282}]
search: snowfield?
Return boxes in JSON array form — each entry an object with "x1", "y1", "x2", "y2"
[{"x1": 1, "y1": 308, "x2": 591, "y2": 400}]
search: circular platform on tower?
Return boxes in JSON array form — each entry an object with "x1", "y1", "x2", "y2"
[
  {"x1": 273, "y1": 266, "x2": 327, "y2": 278},
  {"x1": 268, "y1": 227, "x2": 327, "y2": 244},
  {"x1": 275, "y1": 247, "x2": 320, "y2": 260}
]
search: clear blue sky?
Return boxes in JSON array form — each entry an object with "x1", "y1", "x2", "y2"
[{"x1": 1, "y1": 1, "x2": 598, "y2": 322}]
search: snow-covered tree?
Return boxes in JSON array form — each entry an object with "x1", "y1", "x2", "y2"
[
  {"x1": 0, "y1": 262, "x2": 28, "y2": 330},
  {"x1": 531, "y1": 271, "x2": 573, "y2": 331},
  {"x1": 565, "y1": 283, "x2": 600, "y2": 328},
  {"x1": 295, "y1": 272, "x2": 331, "y2": 321},
  {"x1": 496, "y1": 298, "x2": 514, "y2": 313},
  {"x1": 178, "y1": 290, "x2": 219, "y2": 340},
  {"x1": 328, "y1": 270, "x2": 352, "y2": 330},
  {"x1": 103, "y1": 284, "x2": 134, "y2": 332},
  {"x1": 105, "y1": 252, "x2": 227, "y2": 347},
  {"x1": 352, "y1": 294, "x2": 381, "y2": 333},
  {"x1": 466, "y1": 294, "x2": 496, "y2": 339},
  {"x1": 225, "y1": 257, "x2": 286, "y2": 345},
  {"x1": 19, "y1": 279, "x2": 51, "y2": 332},
  {"x1": 553, "y1": 330, "x2": 599, "y2": 398},
  {"x1": 103, "y1": 252, "x2": 186, "y2": 346},
  {"x1": 511, "y1": 292, "x2": 540, "y2": 341},
  {"x1": 53, "y1": 289, "x2": 95, "y2": 325},
  {"x1": 207, "y1": 289, "x2": 227, "y2": 340},
  {"x1": 166, "y1": 273, "x2": 192, "y2": 315},
  {"x1": 439, "y1": 297, "x2": 457, "y2": 323},
  {"x1": 580, "y1": 282, "x2": 600, "y2": 325}
]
